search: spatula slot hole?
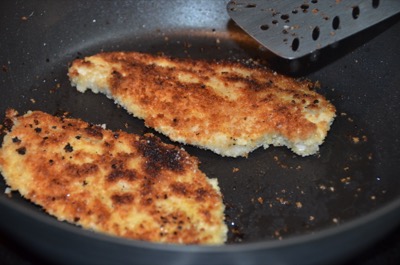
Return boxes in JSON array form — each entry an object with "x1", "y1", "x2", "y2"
[
  {"x1": 245, "y1": 4, "x2": 256, "y2": 8},
  {"x1": 352, "y1": 6, "x2": 360, "y2": 19},
  {"x1": 291, "y1": 38, "x2": 300, "y2": 51},
  {"x1": 281, "y1": 14, "x2": 290, "y2": 21},
  {"x1": 300, "y1": 4, "x2": 309, "y2": 13},
  {"x1": 372, "y1": 0, "x2": 380, "y2": 8},
  {"x1": 332, "y1": 16, "x2": 340, "y2": 30},
  {"x1": 312, "y1": 26, "x2": 320, "y2": 40},
  {"x1": 260, "y1": 24, "x2": 269, "y2": 31}
]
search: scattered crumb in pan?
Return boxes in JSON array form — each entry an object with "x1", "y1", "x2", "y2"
[
  {"x1": 340, "y1": 176, "x2": 352, "y2": 184},
  {"x1": 275, "y1": 197, "x2": 290, "y2": 205},
  {"x1": 317, "y1": 183, "x2": 336, "y2": 193},
  {"x1": 49, "y1": 83, "x2": 61, "y2": 94},
  {"x1": 273, "y1": 155, "x2": 298, "y2": 170},
  {"x1": 4, "y1": 187, "x2": 12, "y2": 197},
  {"x1": 232, "y1": 167, "x2": 240, "y2": 173},
  {"x1": 274, "y1": 230, "x2": 283, "y2": 240},
  {"x1": 230, "y1": 222, "x2": 245, "y2": 243},
  {"x1": 273, "y1": 156, "x2": 289, "y2": 169}
]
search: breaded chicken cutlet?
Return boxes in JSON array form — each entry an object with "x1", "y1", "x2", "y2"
[
  {"x1": 0, "y1": 109, "x2": 227, "y2": 245},
  {"x1": 68, "y1": 51, "x2": 336, "y2": 157}
]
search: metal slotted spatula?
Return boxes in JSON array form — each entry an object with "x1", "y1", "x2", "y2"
[{"x1": 227, "y1": 0, "x2": 400, "y2": 60}]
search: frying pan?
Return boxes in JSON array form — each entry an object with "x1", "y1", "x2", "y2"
[{"x1": 0, "y1": 0, "x2": 399, "y2": 264}]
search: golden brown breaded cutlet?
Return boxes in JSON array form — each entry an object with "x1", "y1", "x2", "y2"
[
  {"x1": 68, "y1": 51, "x2": 336, "y2": 157},
  {"x1": 0, "y1": 109, "x2": 227, "y2": 245}
]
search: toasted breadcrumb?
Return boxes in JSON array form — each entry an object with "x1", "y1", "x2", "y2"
[
  {"x1": 0, "y1": 109, "x2": 227, "y2": 245},
  {"x1": 68, "y1": 51, "x2": 336, "y2": 157}
]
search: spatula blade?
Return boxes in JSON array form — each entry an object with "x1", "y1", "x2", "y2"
[{"x1": 227, "y1": 0, "x2": 400, "y2": 60}]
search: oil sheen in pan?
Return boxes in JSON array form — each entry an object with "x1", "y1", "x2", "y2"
[{"x1": 0, "y1": 29, "x2": 389, "y2": 244}]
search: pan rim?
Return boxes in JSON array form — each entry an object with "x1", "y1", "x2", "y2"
[{"x1": 1, "y1": 193, "x2": 399, "y2": 253}]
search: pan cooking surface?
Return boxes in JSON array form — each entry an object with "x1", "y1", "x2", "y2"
[
  {"x1": 0, "y1": 27, "x2": 396, "y2": 244},
  {"x1": 0, "y1": 1, "x2": 400, "y2": 263}
]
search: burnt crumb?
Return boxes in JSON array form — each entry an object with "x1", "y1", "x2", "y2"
[
  {"x1": 195, "y1": 188, "x2": 207, "y2": 201},
  {"x1": 85, "y1": 125, "x2": 103, "y2": 139},
  {"x1": 16, "y1": 147, "x2": 26, "y2": 155},
  {"x1": 12, "y1": 137, "x2": 21, "y2": 143},
  {"x1": 49, "y1": 159, "x2": 54, "y2": 164},
  {"x1": 74, "y1": 217, "x2": 80, "y2": 222},
  {"x1": 136, "y1": 134, "x2": 184, "y2": 175},
  {"x1": 143, "y1": 197, "x2": 153, "y2": 205},
  {"x1": 170, "y1": 182, "x2": 188, "y2": 196},
  {"x1": 111, "y1": 70, "x2": 123, "y2": 79},
  {"x1": 34, "y1": 127, "x2": 42, "y2": 133},
  {"x1": 65, "y1": 163, "x2": 99, "y2": 178},
  {"x1": 111, "y1": 193, "x2": 134, "y2": 205},
  {"x1": 140, "y1": 178, "x2": 154, "y2": 197},
  {"x1": 107, "y1": 169, "x2": 137, "y2": 182},
  {"x1": 64, "y1": 143, "x2": 74, "y2": 153},
  {"x1": 110, "y1": 158, "x2": 125, "y2": 170},
  {"x1": 33, "y1": 119, "x2": 39, "y2": 125},
  {"x1": 3, "y1": 118, "x2": 14, "y2": 131},
  {"x1": 75, "y1": 135, "x2": 81, "y2": 140}
]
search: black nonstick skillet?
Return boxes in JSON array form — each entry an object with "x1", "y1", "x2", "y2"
[{"x1": 0, "y1": 1, "x2": 399, "y2": 264}]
